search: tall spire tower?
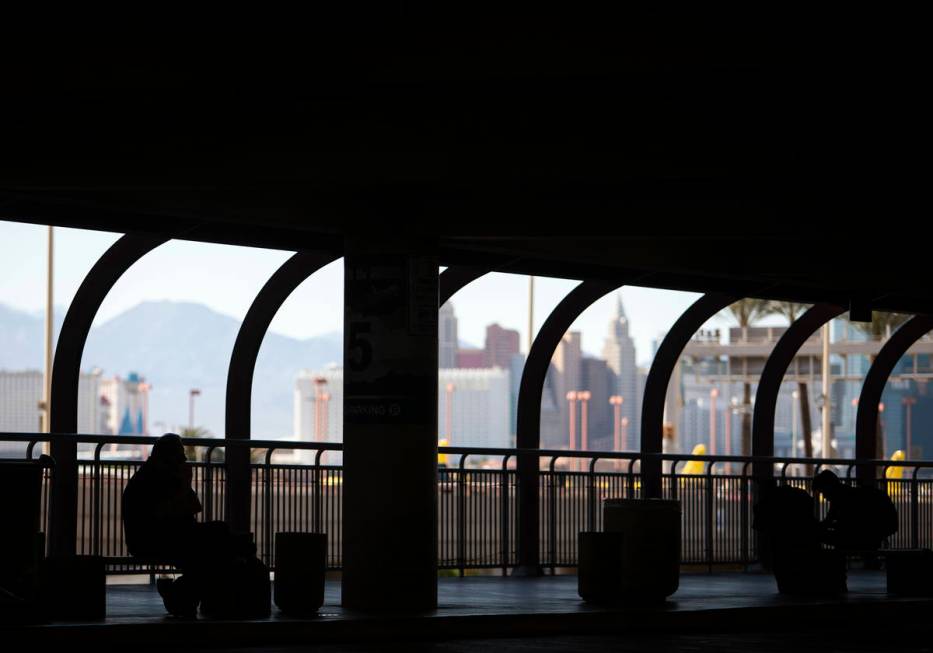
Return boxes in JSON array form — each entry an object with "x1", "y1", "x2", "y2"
[{"x1": 602, "y1": 293, "x2": 638, "y2": 444}]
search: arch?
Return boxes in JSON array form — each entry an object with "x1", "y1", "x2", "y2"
[
  {"x1": 750, "y1": 303, "x2": 845, "y2": 479},
  {"x1": 640, "y1": 293, "x2": 738, "y2": 498},
  {"x1": 514, "y1": 279, "x2": 622, "y2": 571},
  {"x1": 49, "y1": 233, "x2": 169, "y2": 555},
  {"x1": 224, "y1": 250, "x2": 340, "y2": 532},
  {"x1": 855, "y1": 315, "x2": 933, "y2": 484},
  {"x1": 439, "y1": 265, "x2": 490, "y2": 306}
]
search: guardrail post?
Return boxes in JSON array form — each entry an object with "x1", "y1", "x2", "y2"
[
  {"x1": 705, "y1": 462, "x2": 714, "y2": 572},
  {"x1": 500, "y1": 455, "x2": 511, "y2": 575},
  {"x1": 314, "y1": 449, "x2": 324, "y2": 534},
  {"x1": 549, "y1": 458, "x2": 558, "y2": 574},
  {"x1": 627, "y1": 458, "x2": 639, "y2": 498},
  {"x1": 670, "y1": 460, "x2": 680, "y2": 501},
  {"x1": 741, "y1": 461, "x2": 751, "y2": 566},
  {"x1": 457, "y1": 455, "x2": 467, "y2": 577},
  {"x1": 93, "y1": 443, "x2": 104, "y2": 556},
  {"x1": 912, "y1": 466, "x2": 920, "y2": 549},
  {"x1": 263, "y1": 448, "x2": 275, "y2": 567},
  {"x1": 586, "y1": 457, "x2": 598, "y2": 531},
  {"x1": 204, "y1": 445, "x2": 216, "y2": 522}
]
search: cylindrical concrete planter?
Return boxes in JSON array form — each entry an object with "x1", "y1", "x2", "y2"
[
  {"x1": 603, "y1": 498, "x2": 681, "y2": 601},
  {"x1": 578, "y1": 531, "x2": 624, "y2": 603},
  {"x1": 39, "y1": 555, "x2": 106, "y2": 620},
  {"x1": 274, "y1": 532, "x2": 327, "y2": 615}
]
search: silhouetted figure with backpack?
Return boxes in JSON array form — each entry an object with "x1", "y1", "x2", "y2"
[
  {"x1": 123, "y1": 434, "x2": 267, "y2": 618},
  {"x1": 753, "y1": 480, "x2": 846, "y2": 595},
  {"x1": 813, "y1": 469, "x2": 898, "y2": 552}
]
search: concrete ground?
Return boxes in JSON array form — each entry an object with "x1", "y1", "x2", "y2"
[{"x1": 8, "y1": 571, "x2": 932, "y2": 651}]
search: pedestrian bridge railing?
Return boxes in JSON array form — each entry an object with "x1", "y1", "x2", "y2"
[{"x1": 1, "y1": 433, "x2": 931, "y2": 575}]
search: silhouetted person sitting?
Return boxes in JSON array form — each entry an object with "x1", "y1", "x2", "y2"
[
  {"x1": 123, "y1": 434, "x2": 255, "y2": 617},
  {"x1": 812, "y1": 470, "x2": 898, "y2": 552},
  {"x1": 753, "y1": 480, "x2": 845, "y2": 595}
]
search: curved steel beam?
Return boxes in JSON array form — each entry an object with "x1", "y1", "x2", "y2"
[
  {"x1": 224, "y1": 250, "x2": 340, "y2": 533},
  {"x1": 640, "y1": 293, "x2": 738, "y2": 498},
  {"x1": 855, "y1": 315, "x2": 933, "y2": 484},
  {"x1": 515, "y1": 279, "x2": 621, "y2": 572},
  {"x1": 439, "y1": 265, "x2": 489, "y2": 306},
  {"x1": 751, "y1": 303, "x2": 845, "y2": 479},
  {"x1": 225, "y1": 251, "x2": 341, "y2": 438},
  {"x1": 49, "y1": 233, "x2": 168, "y2": 555}
]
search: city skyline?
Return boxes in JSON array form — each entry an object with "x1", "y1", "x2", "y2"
[
  {"x1": 2, "y1": 293, "x2": 931, "y2": 460},
  {"x1": 0, "y1": 220, "x2": 767, "y2": 367}
]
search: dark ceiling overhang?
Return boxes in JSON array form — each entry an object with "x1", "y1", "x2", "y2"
[{"x1": 0, "y1": 22, "x2": 926, "y2": 315}]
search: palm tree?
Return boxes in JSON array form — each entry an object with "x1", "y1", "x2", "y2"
[
  {"x1": 724, "y1": 299, "x2": 773, "y2": 457},
  {"x1": 179, "y1": 426, "x2": 211, "y2": 462},
  {"x1": 849, "y1": 312, "x2": 911, "y2": 460},
  {"x1": 769, "y1": 302, "x2": 815, "y2": 470}
]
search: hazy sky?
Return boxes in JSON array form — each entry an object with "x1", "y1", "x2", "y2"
[{"x1": 0, "y1": 220, "x2": 787, "y2": 366}]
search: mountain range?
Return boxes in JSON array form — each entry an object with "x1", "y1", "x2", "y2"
[{"x1": 0, "y1": 301, "x2": 343, "y2": 438}]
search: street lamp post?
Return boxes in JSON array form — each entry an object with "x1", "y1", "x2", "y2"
[
  {"x1": 445, "y1": 383, "x2": 456, "y2": 444},
  {"x1": 566, "y1": 391, "x2": 578, "y2": 470},
  {"x1": 320, "y1": 392, "x2": 331, "y2": 442},
  {"x1": 579, "y1": 391, "x2": 591, "y2": 453},
  {"x1": 725, "y1": 397, "x2": 736, "y2": 458},
  {"x1": 314, "y1": 377, "x2": 328, "y2": 442},
  {"x1": 188, "y1": 388, "x2": 201, "y2": 430},
  {"x1": 903, "y1": 396, "x2": 917, "y2": 459},
  {"x1": 710, "y1": 387, "x2": 719, "y2": 456},
  {"x1": 879, "y1": 401, "x2": 886, "y2": 458},
  {"x1": 609, "y1": 395, "x2": 624, "y2": 452}
]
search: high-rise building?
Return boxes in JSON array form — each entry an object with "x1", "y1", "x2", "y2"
[
  {"x1": 0, "y1": 369, "x2": 106, "y2": 455},
  {"x1": 580, "y1": 356, "x2": 613, "y2": 450},
  {"x1": 508, "y1": 352, "x2": 525, "y2": 439},
  {"x1": 456, "y1": 348, "x2": 486, "y2": 369},
  {"x1": 439, "y1": 302, "x2": 459, "y2": 369},
  {"x1": 554, "y1": 331, "x2": 582, "y2": 398},
  {"x1": 550, "y1": 331, "x2": 583, "y2": 450},
  {"x1": 100, "y1": 372, "x2": 151, "y2": 436},
  {"x1": 439, "y1": 368, "x2": 511, "y2": 449},
  {"x1": 484, "y1": 323, "x2": 520, "y2": 369},
  {"x1": 602, "y1": 294, "x2": 639, "y2": 440}
]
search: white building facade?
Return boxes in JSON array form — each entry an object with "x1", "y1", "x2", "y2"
[
  {"x1": 0, "y1": 369, "x2": 106, "y2": 455},
  {"x1": 438, "y1": 368, "x2": 511, "y2": 449}
]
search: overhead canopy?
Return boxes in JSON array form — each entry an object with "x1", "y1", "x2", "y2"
[{"x1": 0, "y1": 20, "x2": 925, "y2": 313}]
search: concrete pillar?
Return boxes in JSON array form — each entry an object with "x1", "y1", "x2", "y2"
[{"x1": 341, "y1": 239, "x2": 438, "y2": 611}]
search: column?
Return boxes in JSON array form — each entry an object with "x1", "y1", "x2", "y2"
[{"x1": 341, "y1": 238, "x2": 438, "y2": 610}]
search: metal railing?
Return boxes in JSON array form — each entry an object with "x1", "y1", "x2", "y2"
[{"x1": 2, "y1": 432, "x2": 932, "y2": 575}]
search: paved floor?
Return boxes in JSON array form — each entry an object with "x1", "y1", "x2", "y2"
[
  {"x1": 214, "y1": 628, "x2": 933, "y2": 653},
  {"x1": 102, "y1": 570, "x2": 893, "y2": 621},
  {"x1": 11, "y1": 571, "x2": 933, "y2": 650}
]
